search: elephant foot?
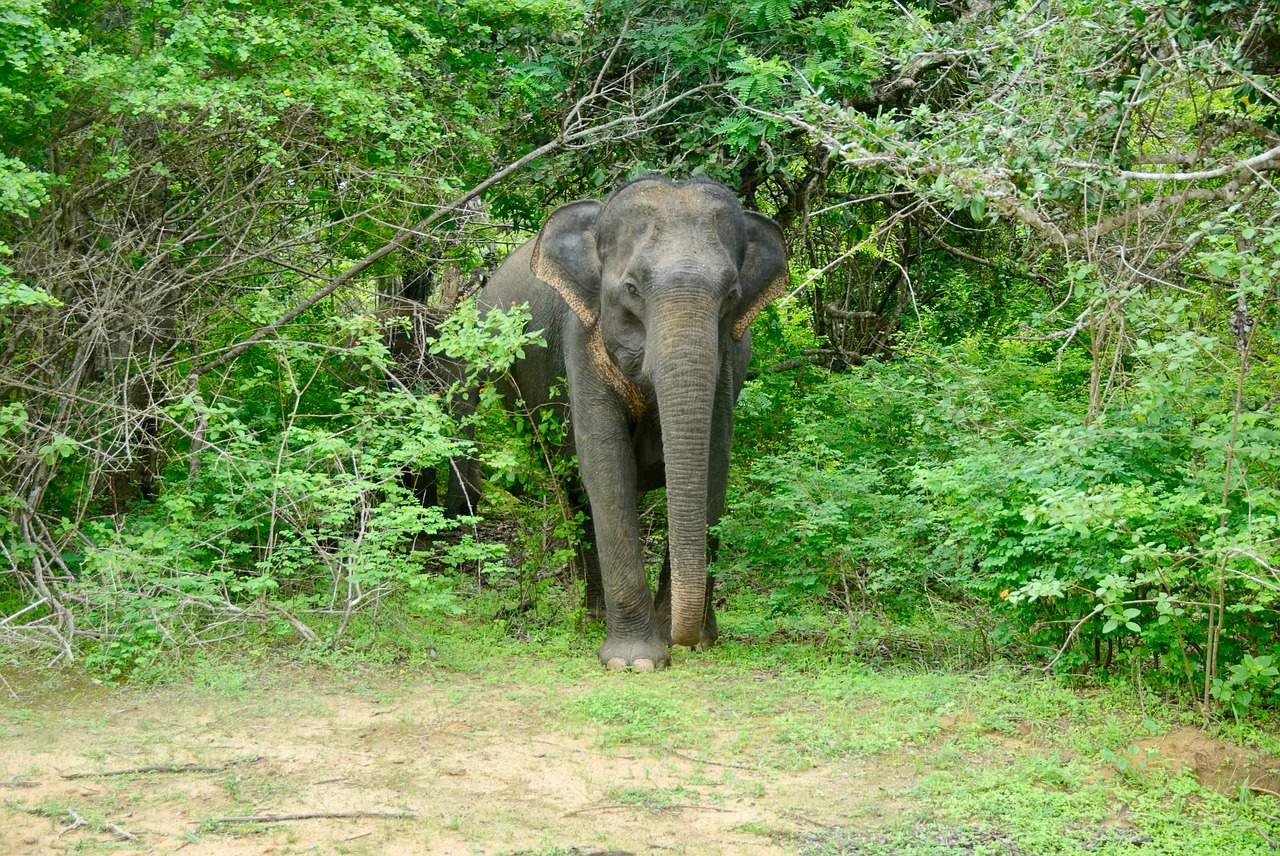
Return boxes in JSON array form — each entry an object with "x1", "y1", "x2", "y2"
[{"x1": 599, "y1": 635, "x2": 670, "y2": 671}]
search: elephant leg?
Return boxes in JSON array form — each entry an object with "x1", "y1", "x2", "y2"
[
  {"x1": 592, "y1": 498, "x2": 667, "y2": 669},
  {"x1": 654, "y1": 541, "x2": 718, "y2": 649},
  {"x1": 569, "y1": 486, "x2": 606, "y2": 621},
  {"x1": 573, "y1": 407, "x2": 668, "y2": 670}
]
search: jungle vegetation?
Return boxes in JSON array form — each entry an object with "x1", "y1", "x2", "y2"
[{"x1": 2, "y1": 0, "x2": 1279, "y2": 719}]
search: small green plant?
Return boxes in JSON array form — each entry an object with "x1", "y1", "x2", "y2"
[
  {"x1": 58, "y1": 301, "x2": 541, "y2": 679},
  {"x1": 604, "y1": 784, "x2": 709, "y2": 812},
  {"x1": 1212, "y1": 655, "x2": 1279, "y2": 722},
  {"x1": 1098, "y1": 743, "x2": 1143, "y2": 780}
]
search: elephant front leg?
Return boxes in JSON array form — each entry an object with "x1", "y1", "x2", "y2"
[
  {"x1": 576, "y1": 425, "x2": 669, "y2": 671},
  {"x1": 595, "y1": 507, "x2": 669, "y2": 671}
]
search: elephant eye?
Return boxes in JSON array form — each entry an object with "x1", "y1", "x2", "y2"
[
  {"x1": 722, "y1": 283, "x2": 742, "y2": 317},
  {"x1": 626, "y1": 282, "x2": 639, "y2": 296}
]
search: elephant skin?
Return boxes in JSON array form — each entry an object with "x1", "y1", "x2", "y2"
[{"x1": 451, "y1": 177, "x2": 789, "y2": 669}]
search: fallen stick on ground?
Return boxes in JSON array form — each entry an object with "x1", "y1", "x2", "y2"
[
  {"x1": 62, "y1": 757, "x2": 261, "y2": 779},
  {"x1": 562, "y1": 805, "x2": 630, "y2": 817},
  {"x1": 563, "y1": 803, "x2": 729, "y2": 818},
  {"x1": 212, "y1": 810, "x2": 417, "y2": 824},
  {"x1": 1252, "y1": 824, "x2": 1278, "y2": 849},
  {"x1": 7, "y1": 799, "x2": 140, "y2": 841},
  {"x1": 5, "y1": 800, "x2": 62, "y2": 817},
  {"x1": 0, "y1": 779, "x2": 40, "y2": 789},
  {"x1": 531, "y1": 738, "x2": 635, "y2": 760},
  {"x1": 660, "y1": 746, "x2": 756, "y2": 770},
  {"x1": 102, "y1": 819, "x2": 138, "y2": 842},
  {"x1": 783, "y1": 809, "x2": 835, "y2": 829},
  {"x1": 59, "y1": 807, "x2": 87, "y2": 837}
]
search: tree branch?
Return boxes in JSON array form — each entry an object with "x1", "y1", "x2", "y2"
[
  {"x1": 1133, "y1": 118, "x2": 1280, "y2": 166},
  {"x1": 1120, "y1": 142, "x2": 1280, "y2": 181},
  {"x1": 195, "y1": 83, "x2": 718, "y2": 377},
  {"x1": 926, "y1": 234, "x2": 1059, "y2": 291}
]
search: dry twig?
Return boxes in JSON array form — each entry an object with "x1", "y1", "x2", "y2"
[
  {"x1": 563, "y1": 803, "x2": 728, "y2": 818},
  {"x1": 62, "y1": 756, "x2": 261, "y2": 779},
  {"x1": 660, "y1": 746, "x2": 757, "y2": 771},
  {"x1": 102, "y1": 818, "x2": 139, "y2": 842},
  {"x1": 212, "y1": 810, "x2": 416, "y2": 824},
  {"x1": 0, "y1": 779, "x2": 40, "y2": 789}
]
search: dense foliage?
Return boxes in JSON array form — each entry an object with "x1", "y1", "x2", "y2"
[{"x1": 2, "y1": 0, "x2": 1278, "y2": 716}]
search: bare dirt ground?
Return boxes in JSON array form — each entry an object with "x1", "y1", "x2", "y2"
[
  {"x1": 3, "y1": 654, "x2": 1278, "y2": 855},
  {"x1": 0, "y1": 664, "x2": 906, "y2": 855}
]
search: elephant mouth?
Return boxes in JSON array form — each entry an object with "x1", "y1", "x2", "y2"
[
  {"x1": 586, "y1": 326, "x2": 647, "y2": 421},
  {"x1": 614, "y1": 345, "x2": 647, "y2": 385}
]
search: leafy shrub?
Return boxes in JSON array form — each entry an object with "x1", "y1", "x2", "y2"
[
  {"x1": 52, "y1": 302, "x2": 540, "y2": 676},
  {"x1": 725, "y1": 314, "x2": 1280, "y2": 712}
]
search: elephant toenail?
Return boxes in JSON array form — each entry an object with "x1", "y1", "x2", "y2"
[
  {"x1": 605, "y1": 657, "x2": 628, "y2": 670},
  {"x1": 632, "y1": 659, "x2": 655, "y2": 672}
]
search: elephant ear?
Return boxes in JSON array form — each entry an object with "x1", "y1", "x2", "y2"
[
  {"x1": 531, "y1": 199, "x2": 604, "y2": 328},
  {"x1": 731, "y1": 211, "x2": 790, "y2": 342}
]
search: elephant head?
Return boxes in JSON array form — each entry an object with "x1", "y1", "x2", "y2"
[{"x1": 530, "y1": 177, "x2": 789, "y2": 648}]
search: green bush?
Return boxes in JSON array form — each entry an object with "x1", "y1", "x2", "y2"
[
  {"x1": 50, "y1": 301, "x2": 539, "y2": 677},
  {"x1": 724, "y1": 311, "x2": 1280, "y2": 712}
]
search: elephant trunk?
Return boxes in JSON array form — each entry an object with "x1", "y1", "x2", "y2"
[{"x1": 651, "y1": 297, "x2": 720, "y2": 648}]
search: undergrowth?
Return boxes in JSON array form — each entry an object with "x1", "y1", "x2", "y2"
[{"x1": 7, "y1": 594, "x2": 1279, "y2": 855}]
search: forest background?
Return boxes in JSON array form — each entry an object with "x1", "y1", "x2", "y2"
[{"x1": 2, "y1": 0, "x2": 1279, "y2": 722}]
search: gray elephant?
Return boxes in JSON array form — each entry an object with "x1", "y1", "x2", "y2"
[{"x1": 450, "y1": 176, "x2": 789, "y2": 670}]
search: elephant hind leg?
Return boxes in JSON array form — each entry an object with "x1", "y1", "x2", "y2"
[
  {"x1": 565, "y1": 483, "x2": 606, "y2": 621},
  {"x1": 582, "y1": 535, "x2": 606, "y2": 622},
  {"x1": 654, "y1": 545, "x2": 718, "y2": 650}
]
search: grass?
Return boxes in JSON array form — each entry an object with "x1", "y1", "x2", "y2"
[
  {"x1": 3, "y1": 587, "x2": 1280, "y2": 854},
  {"x1": 558, "y1": 598, "x2": 1269, "y2": 852}
]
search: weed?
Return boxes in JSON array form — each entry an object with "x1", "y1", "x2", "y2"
[
  {"x1": 604, "y1": 784, "x2": 710, "y2": 811},
  {"x1": 571, "y1": 685, "x2": 689, "y2": 745}
]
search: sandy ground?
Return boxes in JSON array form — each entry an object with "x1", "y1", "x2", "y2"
[
  {"x1": 4, "y1": 660, "x2": 1277, "y2": 856},
  {"x1": 0, "y1": 667, "x2": 902, "y2": 855}
]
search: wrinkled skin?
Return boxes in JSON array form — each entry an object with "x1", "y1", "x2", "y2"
[{"x1": 450, "y1": 177, "x2": 789, "y2": 670}]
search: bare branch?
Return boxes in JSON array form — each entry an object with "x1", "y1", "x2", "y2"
[
  {"x1": 1120, "y1": 142, "x2": 1280, "y2": 181},
  {"x1": 195, "y1": 83, "x2": 718, "y2": 378}
]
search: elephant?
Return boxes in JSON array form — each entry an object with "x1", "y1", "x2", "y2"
[{"x1": 448, "y1": 176, "x2": 789, "y2": 670}]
